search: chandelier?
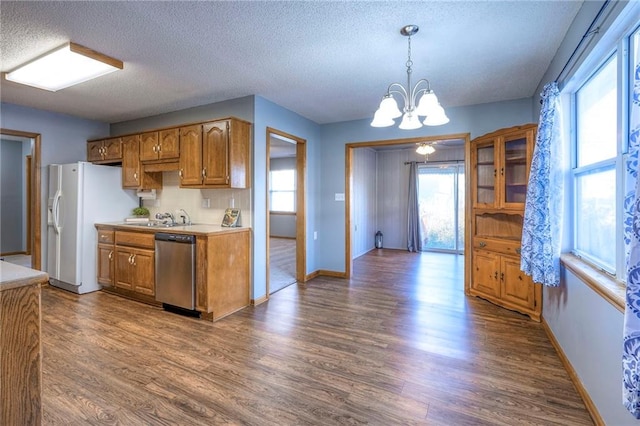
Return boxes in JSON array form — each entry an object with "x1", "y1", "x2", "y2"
[
  {"x1": 371, "y1": 25, "x2": 449, "y2": 130},
  {"x1": 416, "y1": 142, "x2": 435, "y2": 155}
]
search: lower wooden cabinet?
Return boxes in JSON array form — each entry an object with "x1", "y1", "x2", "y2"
[
  {"x1": 114, "y1": 246, "x2": 155, "y2": 296},
  {"x1": 470, "y1": 249, "x2": 541, "y2": 321},
  {"x1": 97, "y1": 229, "x2": 115, "y2": 287},
  {"x1": 95, "y1": 225, "x2": 251, "y2": 320}
]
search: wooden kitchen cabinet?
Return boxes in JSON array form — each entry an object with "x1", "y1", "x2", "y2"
[
  {"x1": 122, "y1": 134, "x2": 162, "y2": 190},
  {"x1": 196, "y1": 228, "x2": 251, "y2": 321},
  {"x1": 104, "y1": 230, "x2": 157, "y2": 302},
  {"x1": 140, "y1": 129, "x2": 180, "y2": 163},
  {"x1": 87, "y1": 138, "x2": 122, "y2": 164},
  {"x1": 467, "y1": 124, "x2": 541, "y2": 321},
  {"x1": 179, "y1": 118, "x2": 251, "y2": 189},
  {"x1": 97, "y1": 228, "x2": 115, "y2": 287}
]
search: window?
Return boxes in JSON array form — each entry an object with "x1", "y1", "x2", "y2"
[
  {"x1": 569, "y1": 21, "x2": 640, "y2": 279},
  {"x1": 573, "y1": 54, "x2": 618, "y2": 272},
  {"x1": 269, "y1": 169, "x2": 295, "y2": 212}
]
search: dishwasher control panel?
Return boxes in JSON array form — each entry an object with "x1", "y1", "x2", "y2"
[{"x1": 155, "y1": 233, "x2": 196, "y2": 244}]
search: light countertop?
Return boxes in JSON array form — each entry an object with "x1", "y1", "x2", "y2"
[
  {"x1": 0, "y1": 261, "x2": 49, "y2": 292},
  {"x1": 95, "y1": 222, "x2": 250, "y2": 236}
]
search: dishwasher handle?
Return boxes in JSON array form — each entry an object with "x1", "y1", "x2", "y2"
[{"x1": 155, "y1": 233, "x2": 196, "y2": 244}]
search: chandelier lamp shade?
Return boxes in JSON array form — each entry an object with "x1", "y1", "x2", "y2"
[
  {"x1": 4, "y1": 42, "x2": 123, "y2": 92},
  {"x1": 371, "y1": 25, "x2": 449, "y2": 130}
]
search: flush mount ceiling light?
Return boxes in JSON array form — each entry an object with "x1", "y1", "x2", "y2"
[
  {"x1": 416, "y1": 142, "x2": 436, "y2": 155},
  {"x1": 4, "y1": 42, "x2": 123, "y2": 91},
  {"x1": 371, "y1": 25, "x2": 449, "y2": 130}
]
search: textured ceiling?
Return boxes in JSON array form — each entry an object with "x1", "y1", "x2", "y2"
[{"x1": 0, "y1": 1, "x2": 582, "y2": 125}]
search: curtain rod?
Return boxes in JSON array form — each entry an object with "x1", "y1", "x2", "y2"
[
  {"x1": 404, "y1": 160, "x2": 464, "y2": 165},
  {"x1": 554, "y1": 0, "x2": 609, "y2": 84}
]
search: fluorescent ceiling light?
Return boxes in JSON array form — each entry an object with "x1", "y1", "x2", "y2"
[{"x1": 4, "y1": 42, "x2": 123, "y2": 91}]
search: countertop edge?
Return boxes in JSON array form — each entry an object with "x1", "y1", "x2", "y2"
[
  {"x1": 95, "y1": 222, "x2": 251, "y2": 236},
  {"x1": 0, "y1": 262, "x2": 49, "y2": 292}
]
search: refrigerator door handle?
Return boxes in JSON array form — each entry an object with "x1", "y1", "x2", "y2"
[{"x1": 52, "y1": 190, "x2": 62, "y2": 234}]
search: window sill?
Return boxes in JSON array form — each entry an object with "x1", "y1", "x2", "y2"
[
  {"x1": 269, "y1": 211, "x2": 296, "y2": 216},
  {"x1": 560, "y1": 253, "x2": 625, "y2": 313}
]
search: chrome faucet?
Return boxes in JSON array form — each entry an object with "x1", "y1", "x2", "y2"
[
  {"x1": 178, "y1": 208, "x2": 192, "y2": 225},
  {"x1": 155, "y1": 212, "x2": 176, "y2": 225}
]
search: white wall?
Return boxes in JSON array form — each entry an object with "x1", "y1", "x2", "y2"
[
  {"x1": 141, "y1": 171, "x2": 252, "y2": 227},
  {"x1": 351, "y1": 147, "x2": 377, "y2": 257}
]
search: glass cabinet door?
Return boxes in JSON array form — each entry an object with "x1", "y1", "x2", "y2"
[
  {"x1": 503, "y1": 137, "x2": 527, "y2": 204},
  {"x1": 476, "y1": 144, "x2": 495, "y2": 205}
]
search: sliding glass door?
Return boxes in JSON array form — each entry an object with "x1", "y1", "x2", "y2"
[{"x1": 417, "y1": 163, "x2": 465, "y2": 253}]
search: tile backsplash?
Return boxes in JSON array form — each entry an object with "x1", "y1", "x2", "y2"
[{"x1": 141, "y1": 171, "x2": 252, "y2": 227}]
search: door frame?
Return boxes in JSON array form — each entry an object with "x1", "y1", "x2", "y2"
[
  {"x1": 266, "y1": 127, "x2": 307, "y2": 296},
  {"x1": 344, "y1": 132, "x2": 470, "y2": 279},
  {"x1": 1, "y1": 128, "x2": 42, "y2": 270}
]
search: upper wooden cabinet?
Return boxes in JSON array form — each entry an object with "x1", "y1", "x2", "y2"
[
  {"x1": 179, "y1": 118, "x2": 250, "y2": 189},
  {"x1": 87, "y1": 138, "x2": 122, "y2": 164},
  {"x1": 87, "y1": 116, "x2": 251, "y2": 189},
  {"x1": 471, "y1": 124, "x2": 535, "y2": 210},
  {"x1": 140, "y1": 129, "x2": 180, "y2": 162},
  {"x1": 122, "y1": 134, "x2": 162, "y2": 190}
]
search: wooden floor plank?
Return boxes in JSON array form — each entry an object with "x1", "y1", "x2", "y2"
[{"x1": 40, "y1": 250, "x2": 593, "y2": 425}]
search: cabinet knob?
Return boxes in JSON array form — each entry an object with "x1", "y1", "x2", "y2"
[
  {"x1": 202, "y1": 168, "x2": 207, "y2": 178},
  {"x1": 500, "y1": 167, "x2": 504, "y2": 176},
  {"x1": 179, "y1": 169, "x2": 183, "y2": 179},
  {"x1": 494, "y1": 271, "x2": 498, "y2": 279},
  {"x1": 515, "y1": 247, "x2": 521, "y2": 255},
  {"x1": 479, "y1": 242, "x2": 487, "y2": 248},
  {"x1": 108, "y1": 251, "x2": 113, "y2": 260},
  {"x1": 500, "y1": 272, "x2": 504, "y2": 281},
  {"x1": 131, "y1": 254, "x2": 136, "y2": 265},
  {"x1": 128, "y1": 254, "x2": 133, "y2": 264},
  {"x1": 133, "y1": 172, "x2": 138, "y2": 181}
]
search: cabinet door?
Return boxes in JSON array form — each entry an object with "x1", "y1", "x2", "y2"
[
  {"x1": 87, "y1": 140, "x2": 104, "y2": 162},
  {"x1": 203, "y1": 120, "x2": 229, "y2": 186},
  {"x1": 159, "y1": 128, "x2": 180, "y2": 160},
  {"x1": 131, "y1": 248, "x2": 155, "y2": 296},
  {"x1": 472, "y1": 250, "x2": 500, "y2": 298},
  {"x1": 140, "y1": 131, "x2": 159, "y2": 162},
  {"x1": 114, "y1": 248, "x2": 134, "y2": 291},
  {"x1": 179, "y1": 125, "x2": 203, "y2": 186},
  {"x1": 502, "y1": 132, "x2": 531, "y2": 208},
  {"x1": 97, "y1": 244, "x2": 114, "y2": 286},
  {"x1": 103, "y1": 138, "x2": 123, "y2": 161},
  {"x1": 500, "y1": 256, "x2": 536, "y2": 310},
  {"x1": 121, "y1": 135, "x2": 140, "y2": 188},
  {"x1": 473, "y1": 140, "x2": 497, "y2": 207}
]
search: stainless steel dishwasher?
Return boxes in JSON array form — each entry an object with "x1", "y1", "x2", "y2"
[{"x1": 155, "y1": 233, "x2": 196, "y2": 311}]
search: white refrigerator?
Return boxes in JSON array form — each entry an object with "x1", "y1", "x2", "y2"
[{"x1": 47, "y1": 162, "x2": 138, "y2": 294}]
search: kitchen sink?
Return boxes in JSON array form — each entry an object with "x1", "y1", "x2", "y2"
[{"x1": 122, "y1": 221, "x2": 182, "y2": 228}]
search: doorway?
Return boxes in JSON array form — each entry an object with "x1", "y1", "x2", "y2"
[
  {"x1": 345, "y1": 133, "x2": 471, "y2": 279},
  {"x1": 266, "y1": 128, "x2": 307, "y2": 296},
  {"x1": 0, "y1": 129, "x2": 42, "y2": 270},
  {"x1": 417, "y1": 162, "x2": 465, "y2": 253}
]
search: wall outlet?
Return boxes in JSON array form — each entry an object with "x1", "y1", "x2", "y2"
[
  {"x1": 201, "y1": 198, "x2": 210, "y2": 208},
  {"x1": 335, "y1": 193, "x2": 345, "y2": 201},
  {"x1": 314, "y1": 231, "x2": 317, "y2": 240}
]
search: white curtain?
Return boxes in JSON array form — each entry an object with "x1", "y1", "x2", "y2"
[
  {"x1": 623, "y1": 42, "x2": 640, "y2": 418},
  {"x1": 407, "y1": 162, "x2": 421, "y2": 252},
  {"x1": 520, "y1": 82, "x2": 564, "y2": 286}
]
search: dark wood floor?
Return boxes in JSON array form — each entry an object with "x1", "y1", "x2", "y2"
[{"x1": 41, "y1": 249, "x2": 593, "y2": 425}]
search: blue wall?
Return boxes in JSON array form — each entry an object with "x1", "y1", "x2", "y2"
[
  {"x1": 1, "y1": 102, "x2": 109, "y2": 268},
  {"x1": 317, "y1": 98, "x2": 534, "y2": 271}
]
